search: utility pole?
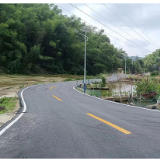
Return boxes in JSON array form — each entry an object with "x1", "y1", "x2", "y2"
[{"x1": 84, "y1": 31, "x2": 86, "y2": 93}]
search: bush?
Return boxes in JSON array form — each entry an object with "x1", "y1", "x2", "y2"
[
  {"x1": 142, "y1": 91, "x2": 157, "y2": 99},
  {"x1": 134, "y1": 78, "x2": 158, "y2": 98},
  {"x1": 101, "y1": 76, "x2": 106, "y2": 87},
  {"x1": 151, "y1": 71, "x2": 158, "y2": 76}
]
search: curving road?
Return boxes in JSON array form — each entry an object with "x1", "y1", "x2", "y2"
[
  {"x1": 107, "y1": 73, "x2": 127, "y2": 82},
  {"x1": 0, "y1": 81, "x2": 160, "y2": 158}
]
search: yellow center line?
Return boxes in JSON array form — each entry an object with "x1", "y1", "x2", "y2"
[
  {"x1": 50, "y1": 86, "x2": 56, "y2": 90},
  {"x1": 53, "y1": 95, "x2": 63, "y2": 101},
  {"x1": 87, "y1": 113, "x2": 131, "y2": 135}
]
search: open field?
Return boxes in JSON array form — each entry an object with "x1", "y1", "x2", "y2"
[
  {"x1": 0, "y1": 74, "x2": 96, "y2": 98},
  {"x1": 0, "y1": 74, "x2": 85, "y2": 88},
  {"x1": 0, "y1": 74, "x2": 95, "y2": 118}
]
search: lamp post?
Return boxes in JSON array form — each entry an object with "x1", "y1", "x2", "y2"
[{"x1": 75, "y1": 27, "x2": 91, "y2": 93}]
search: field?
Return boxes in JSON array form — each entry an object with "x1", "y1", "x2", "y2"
[{"x1": 0, "y1": 74, "x2": 97, "y2": 98}]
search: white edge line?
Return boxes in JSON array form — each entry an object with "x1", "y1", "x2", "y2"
[
  {"x1": 0, "y1": 84, "x2": 42, "y2": 136},
  {"x1": 73, "y1": 86, "x2": 160, "y2": 113}
]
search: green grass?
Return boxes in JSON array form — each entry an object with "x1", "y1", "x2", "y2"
[
  {"x1": 0, "y1": 97, "x2": 17, "y2": 114},
  {"x1": 19, "y1": 85, "x2": 24, "y2": 89},
  {"x1": 63, "y1": 78, "x2": 73, "y2": 82},
  {"x1": 86, "y1": 89, "x2": 101, "y2": 97},
  {"x1": 101, "y1": 91, "x2": 113, "y2": 97}
]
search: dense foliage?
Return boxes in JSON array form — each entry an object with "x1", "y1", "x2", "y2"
[
  {"x1": 143, "y1": 49, "x2": 160, "y2": 72},
  {"x1": 151, "y1": 71, "x2": 158, "y2": 76},
  {"x1": 134, "y1": 78, "x2": 160, "y2": 99},
  {"x1": 0, "y1": 4, "x2": 129, "y2": 75}
]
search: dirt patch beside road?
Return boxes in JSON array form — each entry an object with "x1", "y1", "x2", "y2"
[
  {"x1": 0, "y1": 86, "x2": 19, "y2": 99},
  {"x1": 0, "y1": 74, "x2": 86, "y2": 128}
]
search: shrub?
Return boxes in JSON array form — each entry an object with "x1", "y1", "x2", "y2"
[
  {"x1": 151, "y1": 71, "x2": 158, "y2": 76},
  {"x1": 101, "y1": 76, "x2": 106, "y2": 87},
  {"x1": 142, "y1": 91, "x2": 157, "y2": 99},
  {"x1": 134, "y1": 78, "x2": 158, "y2": 99}
]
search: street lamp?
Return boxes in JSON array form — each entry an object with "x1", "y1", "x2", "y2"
[{"x1": 75, "y1": 27, "x2": 91, "y2": 93}]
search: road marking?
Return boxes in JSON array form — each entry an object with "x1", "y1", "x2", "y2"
[
  {"x1": 53, "y1": 95, "x2": 62, "y2": 101},
  {"x1": 73, "y1": 86, "x2": 160, "y2": 113},
  {"x1": 0, "y1": 84, "x2": 43, "y2": 136},
  {"x1": 87, "y1": 113, "x2": 131, "y2": 135},
  {"x1": 50, "y1": 86, "x2": 56, "y2": 90}
]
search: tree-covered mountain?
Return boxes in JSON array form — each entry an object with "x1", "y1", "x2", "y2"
[{"x1": 0, "y1": 4, "x2": 129, "y2": 75}]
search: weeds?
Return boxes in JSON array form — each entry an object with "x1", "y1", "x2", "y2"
[
  {"x1": 0, "y1": 97, "x2": 17, "y2": 114},
  {"x1": 63, "y1": 78, "x2": 73, "y2": 82},
  {"x1": 19, "y1": 85, "x2": 24, "y2": 89}
]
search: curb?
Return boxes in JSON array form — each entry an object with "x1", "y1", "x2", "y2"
[
  {"x1": 0, "y1": 84, "x2": 42, "y2": 136},
  {"x1": 73, "y1": 86, "x2": 160, "y2": 113}
]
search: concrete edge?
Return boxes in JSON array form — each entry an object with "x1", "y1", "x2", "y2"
[
  {"x1": 73, "y1": 86, "x2": 160, "y2": 113},
  {"x1": 0, "y1": 84, "x2": 43, "y2": 136}
]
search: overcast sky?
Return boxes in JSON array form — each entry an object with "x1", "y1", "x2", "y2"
[{"x1": 56, "y1": 3, "x2": 160, "y2": 57}]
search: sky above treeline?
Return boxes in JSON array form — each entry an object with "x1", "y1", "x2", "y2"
[{"x1": 56, "y1": 3, "x2": 160, "y2": 57}]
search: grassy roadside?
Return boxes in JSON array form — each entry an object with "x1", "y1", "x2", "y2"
[
  {"x1": 0, "y1": 74, "x2": 98, "y2": 113},
  {"x1": 0, "y1": 74, "x2": 101, "y2": 114},
  {"x1": 0, "y1": 97, "x2": 18, "y2": 114}
]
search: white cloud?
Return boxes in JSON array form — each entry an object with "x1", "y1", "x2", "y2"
[{"x1": 57, "y1": 3, "x2": 160, "y2": 57}]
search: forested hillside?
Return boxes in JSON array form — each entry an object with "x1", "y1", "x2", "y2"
[
  {"x1": 0, "y1": 4, "x2": 128, "y2": 75},
  {"x1": 143, "y1": 49, "x2": 160, "y2": 72}
]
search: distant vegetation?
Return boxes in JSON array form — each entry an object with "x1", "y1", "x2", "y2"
[
  {"x1": 1, "y1": 4, "x2": 160, "y2": 76},
  {"x1": 0, "y1": 4, "x2": 129, "y2": 75}
]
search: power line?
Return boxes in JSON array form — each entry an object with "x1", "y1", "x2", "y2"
[
  {"x1": 55, "y1": 4, "x2": 143, "y2": 49},
  {"x1": 54, "y1": 3, "x2": 92, "y2": 26},
  {"x1": 103, "y1": 4, "x2": 157, "y2": 50},
  {"x1": 84, "y1": 3, "x2": 155, "y2": 50},
  {"x1": 70, "y1": 3, "x2": 153, "y2": 53},
  {"x1": 55, "y1": 4, "x2": 155, "y2": 54},
  {"x1": 114, "y1": 3, "x2": 159, "y2": 48}
]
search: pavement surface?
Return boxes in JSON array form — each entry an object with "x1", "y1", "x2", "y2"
[
  {"x1": 0, "y1": 81, "x2": 160, "y2": 158},
  {"x1": 107, "y1": 73, "x2": 127, "y2": 82}
]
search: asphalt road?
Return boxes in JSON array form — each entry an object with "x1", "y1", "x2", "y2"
[
  {"x1": 107, "y1": 73, "x2": 127, "y2": 82},
  {"x1": 0, "y1": 81, "x2": 160, "y2": 158}
]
